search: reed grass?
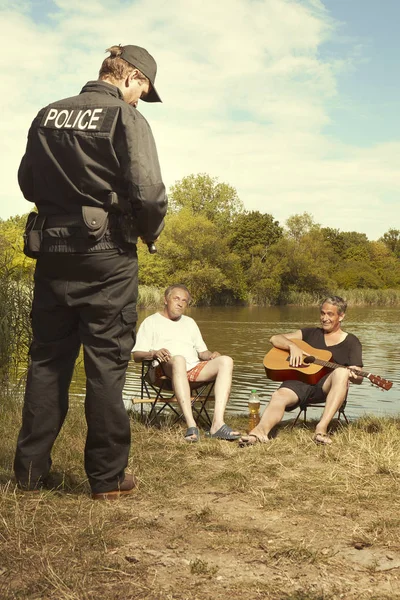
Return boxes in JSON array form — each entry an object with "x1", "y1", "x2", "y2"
[
  {"x1": 337, "y1": 288, "x2": 400, "y2": 306},
  {"x1": 137, "y1": 285, "x2": 164, "y2": 309},
  {"x1": 0, "y1": 262, "x2": 32, "y2": 387},
  {"x1": 137, "y1": 287, "x2": 400, "y2": 308},
  {"x1": 2, "y1": 397, "x2": 400, "y2": 599},
  {"x1": 287, "y1": 288, "x2": 400, "y2": 307}
]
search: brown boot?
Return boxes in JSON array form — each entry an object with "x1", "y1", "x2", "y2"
[{"x1": 92, "y1": 473, "x2": 137, "y2": 501}]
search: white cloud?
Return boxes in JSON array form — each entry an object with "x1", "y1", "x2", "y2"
[{"x1": 0, "y1": 0, "x2": 398, "y2": 240}]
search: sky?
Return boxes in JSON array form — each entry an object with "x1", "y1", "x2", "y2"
[{"x1": 1, "y1": 0, "x2": 399, "y2": 240}]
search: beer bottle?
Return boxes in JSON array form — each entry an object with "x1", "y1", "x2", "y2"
[{"x1": 248, "y1": 389, "x2": 260, "y2": 431}]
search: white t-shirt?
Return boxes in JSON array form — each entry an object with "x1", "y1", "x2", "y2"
[{"x1": 133, "y1": 312, "x2": 208, "y2": 371}]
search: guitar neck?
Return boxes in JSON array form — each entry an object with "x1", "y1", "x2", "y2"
[{"x1": 313, "y1": 358, "x2": 369, "y2": 378}]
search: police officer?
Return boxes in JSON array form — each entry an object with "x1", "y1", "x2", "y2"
[{"x1": 14, "y1": 44, "x2": 167, "y2": 500}]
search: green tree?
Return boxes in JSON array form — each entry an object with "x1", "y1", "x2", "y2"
[
  {"x1": 246, "y1": 255, "x2": 285, "y2": 305},
  {"x1": 229, "y1": 211, "x2": 283, "y2": 269},
  {"x1": 0, "y1": 239, "x2": 33, "y2": 385},
  {"x1": 329, "y1": 238, "x2": 400, "y2": 290},
  {"x1": 321, "y1": 227, "x2": 370, "y2": 263},
  {"x1": 380, "y1": 229, "x2": 400, "y2": 258},
  {"x1": 285, "y1": 212, "x2": 318, "y2": 241},
  {"x1": 137, "y1": 238, "x2": 170, "y2": 289},
  {"x1": 0, "y1": 214, "x2": 35, "y2": 277},
  {"x1": 369, "y1": 241, "x2": 400, "y2": 287},
  {"x1": 245, "y1": 224, "x2": 335, "y2": 304},
  {"x1": 138, "y1": 209, "x2": 245, "y2": 304},
  {"x1": 334, "y1": 260, "x2": 383, "y2": 289},
  {"x1": 169, "y1": 173, "x2": 244, "y2": 230}
]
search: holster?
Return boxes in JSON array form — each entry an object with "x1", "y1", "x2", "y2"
[
  {"x1": 104, "y1": 192, "x2": 137, "y2": 245},
  {"x1": 105, "y1": 191, "x2": 130, "y2": 213},
  {"x1": 23, "y1": 212, "x2": 46, "y2": 258},
  {"x1": 119, "y1": 214, "x2": 139, "y2": 245},
  {"x1": 82, "y1": 206, "x2": 109, "y2": 242}
]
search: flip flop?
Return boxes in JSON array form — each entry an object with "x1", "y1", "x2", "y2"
[
  {"x1": 238, "y1": 433, "x2": 269, "y2": 447},
  {"x1": 313, "y1": 432, "x2": 332, "y2": 446},
  {"x1": 184, "y1": 426, "x2": 199, "y2": 443},
  {"x1": 206, "y1": 424, "x2": 241, "y2": 441}
]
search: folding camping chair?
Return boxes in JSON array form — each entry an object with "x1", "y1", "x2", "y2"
[
  {"x1": 131, "y1": 360, "x2": 215, "y2": 427},
  {"x1": 291, "y1": 390, "x2": 349, "y2": 428}
]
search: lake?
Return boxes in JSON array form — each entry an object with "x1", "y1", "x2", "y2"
[{"x1": 71, "y1": 305, "x2": 398, "y2": 420}]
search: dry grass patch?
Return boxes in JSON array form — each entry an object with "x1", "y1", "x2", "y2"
[{"x1": 2, "y1": 403, "x2": 400, "y2": 598}]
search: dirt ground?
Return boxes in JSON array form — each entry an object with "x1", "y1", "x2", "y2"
[
  {"x1": 2, "y1": 415, "x2": 400, "y2": 599},
  {"x1": 101, "y1": 484, "x2": 400, "y2": 600}
]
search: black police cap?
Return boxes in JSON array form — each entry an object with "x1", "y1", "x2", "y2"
[{"x1": 119, "y1": 44, "x2": 161, "y2": 103}]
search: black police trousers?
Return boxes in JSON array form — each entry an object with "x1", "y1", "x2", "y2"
[{"x1": 14, "y1": 249, "x2": 138, "y2": 494}]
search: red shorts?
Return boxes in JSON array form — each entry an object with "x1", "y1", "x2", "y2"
[
  {"x1": 154, "y1": 361, "x2": 208, "y2": 382},
  {"x1": 187, "y1": 361, "x2": 208, "y2": 382}
]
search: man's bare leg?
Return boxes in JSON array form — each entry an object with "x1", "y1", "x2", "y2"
[
  {"x1": 239, "y1": 388, "x2": 299, "y2": 446},
  {"x1": 195, "y1": 356, "x2": 238, "y2": 435},
  {"x1": 314, "y1": 368, "x2": 349, "y2": 439},
  {"x1": 162, "y1": 356, "x2": 197, "y2": 439}
]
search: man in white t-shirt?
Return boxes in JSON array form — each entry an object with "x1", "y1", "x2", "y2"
[{"x1": 132, "y1": 284, "x2": 240, "y2": 442}]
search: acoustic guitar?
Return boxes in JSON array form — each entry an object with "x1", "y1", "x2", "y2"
[{"x1": 263, "y1": 339, "x2": 393, "y2": 391}]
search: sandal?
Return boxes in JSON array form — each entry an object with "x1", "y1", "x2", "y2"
[
  {"x1": 313, "y1": 432, "x2": 332, "y2": 446},
  {"x1": 184, "y1": 426, "x2": 199, "y2": 443},
  {"x1": 238, "y1": 433, "x2": 269, "y2": 447},
  {"x1": 206, "y1": 424, "x2": 241, "y2": 441}
]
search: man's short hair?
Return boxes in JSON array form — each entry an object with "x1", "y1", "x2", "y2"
[
  {"x1": 164, "y1": 284, "x2": 192, "y2": 304},
  {"x1": 98, "y1": 45, "x2": 147, "y2": 82},
  {"x1": 320, "y1": 295, "x2": 347, "y2": 315}
]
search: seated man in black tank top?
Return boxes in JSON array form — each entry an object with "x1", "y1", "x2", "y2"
[{"x1": 239, "y1": 296, "x2": 363, "y2": 446}]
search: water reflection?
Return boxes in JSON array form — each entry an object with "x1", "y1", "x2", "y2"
[{"x1": 72, "y1": 306, "x2": 398, "y2": 419}]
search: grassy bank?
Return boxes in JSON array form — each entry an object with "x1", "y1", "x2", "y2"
[
  {"x1": 139, "y1": 285, "x2": 400, "y2": 308},
  {"x1": 137, "y1": 286, "x2": 163, "y2": 309},
  {"x1": 2, "y1": 395, "x2": 400, "y2": 599},
  {"x1": 287, "y1": 288, "x2": 400, "y2": 307}
]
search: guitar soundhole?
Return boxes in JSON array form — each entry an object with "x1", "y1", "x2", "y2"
[{"x1": 303, "y1": 356, "x2": 316, "y2": 364}]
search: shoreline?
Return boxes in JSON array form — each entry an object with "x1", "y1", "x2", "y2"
[{"x1": 137, "y1": 286, "x2": 400, "y2": 308}]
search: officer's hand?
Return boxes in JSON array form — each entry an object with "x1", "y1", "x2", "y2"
[{"x1": 140, "y1": 237, "x2": 159, "y2": 244}]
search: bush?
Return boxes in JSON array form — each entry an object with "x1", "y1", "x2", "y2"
[{"x1": 0, "y1": 244, "x2": 33, "y2": 387}]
